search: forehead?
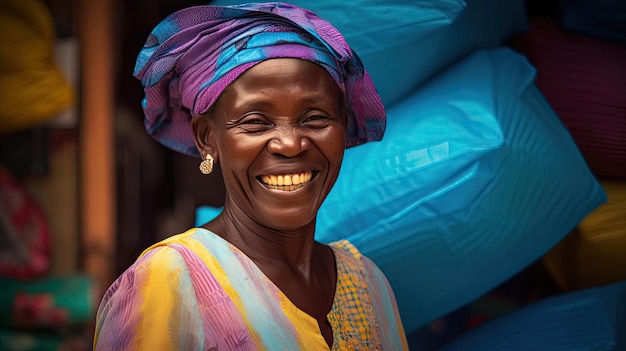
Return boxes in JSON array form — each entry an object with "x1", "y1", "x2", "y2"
[
  {"x1": 242, "y1": 58, "x2": 336, "y2": 81},
  {"x1": 217, "y1": 58, "x2": 342, "y2": 106}
]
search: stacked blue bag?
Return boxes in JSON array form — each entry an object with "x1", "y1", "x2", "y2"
[
  {"x1": 441, "y1": 281, "x2": 626, "y2": 351},
  {"x1": 208, "y1": 0, "x2": 528, "y2": 106},
  {"x1": 314, "y1": 47, "x2": 607, "y2": 331}
]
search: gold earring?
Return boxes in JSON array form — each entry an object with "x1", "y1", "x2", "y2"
[{"x1": 199, "y1": 154, "x2": 214, "y2": 175}]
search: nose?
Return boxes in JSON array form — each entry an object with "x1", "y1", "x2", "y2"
[{"x1": 267, "y1": 126, "x2": 309, "y2": 157}]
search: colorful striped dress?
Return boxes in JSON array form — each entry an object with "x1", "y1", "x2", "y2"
[{"x1": 94, "y1": 228, "x2": 408, "y2": 350}]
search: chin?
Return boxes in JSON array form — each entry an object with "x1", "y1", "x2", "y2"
[{"x1": 258, "y1": 207, "x2": 318, "y2": 231}]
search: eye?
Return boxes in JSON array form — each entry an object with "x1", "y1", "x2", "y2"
[
  {"x1": 302, "y1": 112, "x2": 332, "y2": 128},
  {"x1": 238, "y1": 114, "x2": 272, "y2": 133}
]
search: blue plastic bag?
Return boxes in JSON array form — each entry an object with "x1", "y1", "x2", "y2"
[
  {"x1": 314, "y1": 47, "x2": 607, "y2": 331},
  {"x1": 441, "y1": 281, "x2": 626, "y2": 351},
  {"x1": 208, "y1": 0, "x2": 527, "y2": 106}
]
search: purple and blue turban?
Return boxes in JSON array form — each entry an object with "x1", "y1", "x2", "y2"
[{"x1": 133, "y1": 2, "x2": 386, "y2": 157}]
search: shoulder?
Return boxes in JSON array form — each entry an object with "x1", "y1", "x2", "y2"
[
  {"x1": 100, "y1": 240, "x2": 189, "y2": 305},
  {"x1": 329, "y1": 239, "x2": 383, "y2": 276},
  {"x1": 96, "y1": 228, "x2": 223, "y2": 327},
  {"x1": 102, "y1": 228, "x2": 221, "y2": 299},
  {"x1": 95, "y1": 229, "x2": 214, "y2": 349},
  {"x1": 329, "y1": 239, "x2": 396, "y2": 300},
  {"x1": 330, "y1": 240, "x2": 409, "y2": 349},
  {"x1": 138, "y1": 227, "x2": 208, "y2": 258},
  {"x1": 329, "y1": 239, "x2": 363, "y2": 260},
  {"x1": 329, "y1": 239, "x2": 397, "y2": 300}
]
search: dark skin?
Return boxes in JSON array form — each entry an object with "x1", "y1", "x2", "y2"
[{"x1": 191, "y1": 58, "x2": 348, "y2": 348}]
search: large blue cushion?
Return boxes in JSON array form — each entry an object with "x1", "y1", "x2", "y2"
[
  {"x1": 208, "y1": 0, "x2": 527, "y2": 107},
  {"x1": 441, "y1": 281, "x2": 626, "y2": 351},
  {"x1": 314, "y1": 47, "x2": 607, "y2": 331}
]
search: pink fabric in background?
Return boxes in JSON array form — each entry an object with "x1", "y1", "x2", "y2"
[{"x1": 509, "y1": 17, "x2": 626, "y2": 179}]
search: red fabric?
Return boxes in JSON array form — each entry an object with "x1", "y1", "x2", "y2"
[
  {"x1": 0, "y1": 166, "x2": 51, "y2": 278},
  {"x1": 509, "y1": 17, "x2": 626, "y2": 179}
]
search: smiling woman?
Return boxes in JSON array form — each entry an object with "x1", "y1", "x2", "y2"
[
  {"x1": 93, "y1": 3, "x2": 408, "y2": 351},
  {"x1": 193, "y1": 59, "x2": 346, "y2": 231}
]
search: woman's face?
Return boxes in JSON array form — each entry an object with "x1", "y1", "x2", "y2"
[{"x1": 198, "y1": 58, "x2": 347, "y2": 230}]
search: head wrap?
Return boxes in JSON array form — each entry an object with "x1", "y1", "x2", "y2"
[{"x1": 133, "y1": 2, "x2": 386, "y2": 157}]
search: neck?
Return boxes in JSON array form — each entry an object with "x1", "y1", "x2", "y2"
[
  {"x1": 204, "y1": 202, "x2": 337, "y2": 335},
  {"x1": 206, "y1": 204, "x2": 319, "y2": 270}
]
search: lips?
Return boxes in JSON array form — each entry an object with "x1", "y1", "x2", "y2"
[{"x1": 259, "y1": 171, "x2": 314, "y2": 191}]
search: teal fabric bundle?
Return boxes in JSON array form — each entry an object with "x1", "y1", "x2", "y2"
[
  {"x1": 314, "y1": 47, "x2": 606, "y2": 331},
  {"x1": 441, "y1": 281, "x2": 626, "y2": 351}
]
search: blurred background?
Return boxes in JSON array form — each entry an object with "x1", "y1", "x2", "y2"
[{"x1": 0, "y1": 0, "x2": 624, "y2": 350}]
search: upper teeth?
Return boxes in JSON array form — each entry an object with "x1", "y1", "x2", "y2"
[{"x1": 261, "y1": 172, "x2": 313, "y2": 186}]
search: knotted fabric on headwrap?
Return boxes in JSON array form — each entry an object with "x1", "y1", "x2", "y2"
[{"x1": 133, "y1": 2, "x2": 386, "y2": 157}]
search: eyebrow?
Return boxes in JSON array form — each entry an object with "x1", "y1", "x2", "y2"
[{"x1": 234, "y1": 93, "x2": 337, "y2": 111}]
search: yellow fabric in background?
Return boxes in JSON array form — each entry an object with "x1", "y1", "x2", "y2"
[
  {"x1": 543, "y1": 179, "x2": 626, "y2": 291},
  {"x1": 0, "y1": 0, "x2": 75, "y2": 133}
]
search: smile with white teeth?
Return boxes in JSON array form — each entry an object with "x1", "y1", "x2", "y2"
[{"x1": 260, "y1": 172, "x2": 313, "y2": 191}]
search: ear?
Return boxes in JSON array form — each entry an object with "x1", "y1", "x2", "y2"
[{"x1": 191, "y1": 114, "x2": 217, "y2": 161}]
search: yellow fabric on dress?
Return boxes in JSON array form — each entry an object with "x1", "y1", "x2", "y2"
[{"x1": 94, "y1": 228, "x2": 409, "y2": 350}]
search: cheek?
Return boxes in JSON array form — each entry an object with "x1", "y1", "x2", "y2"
[
  {"x1": 321, "y1": 126, "x2": 346, "y2": 167},
  {"x1": 217, "y1": 135, "x2": 260, "y2": 173},
  {"x1": 331, "y1": 124, "x2": 347, "y2": 151}
]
